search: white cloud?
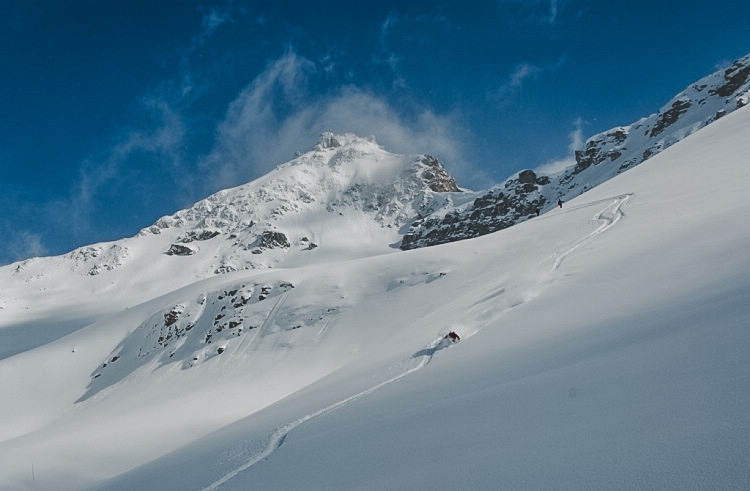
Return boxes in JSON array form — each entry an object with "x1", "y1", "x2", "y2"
[
  {"x1": 535, "y1": 118, "x2": 584, "y2": 175},
  {"x1": 202, "y1": 7, "x2": 232, "y2": 36},
  {"x1": 490, "y1": 55, "x2": 566, "y2": 107},
  {"x1": 198, "y1": 50, "x2": 478, "y2": 193},
  {"x1": 547, "y1": 0, "x2": 559, "y2": 24},
  {"x1": 490, "y1": 62, "x2": 543, "y2": 106},
  {"x1": 6, "y1": 231, "x2": 48, "y2": 263},
  {"x1": 510, "y1": 62, "x2": 542, "y2": 88}
]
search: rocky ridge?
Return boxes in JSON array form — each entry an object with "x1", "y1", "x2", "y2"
[{"x1": 400, "y1": 53, "x2": 750, "y2": 249}]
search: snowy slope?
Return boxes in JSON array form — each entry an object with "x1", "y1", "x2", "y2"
[
  {"x1": 0, "y1": 133, "x2": 460, "y2": 358},
  {"x1": 1, "y1": 106, "x2": 748, "y2": 490}
]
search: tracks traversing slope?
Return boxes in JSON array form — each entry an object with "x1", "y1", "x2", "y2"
[
  {"x1": 550, "y1": 194, "x2": 631, "y2": 272},
  {"x1": 201, "y1": 195, "x2": 631, "y2": 490},
  {"x1": 202, "y1": 335, "x2": 447, "y2": 491}
]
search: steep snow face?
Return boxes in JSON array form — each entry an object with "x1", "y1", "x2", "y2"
[
  {"x1": 143, "y1": 131, "x2": 459, "y2": 267},
  {"x1": 402, "y1": 52, "x2": 750, "y2": 249},
  {"x1": 0, "y1": 133, "x2": 460, "y2": 334}
]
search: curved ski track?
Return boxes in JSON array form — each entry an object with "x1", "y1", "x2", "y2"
[
  {"x1": 550, "y1": 194, "x2": 631, "y2": 272},
  {"x1": 202, "y1": 337, "x2": 444, "y2": 491},
  {"x1": 201, "y1": 195, "x2": 631, "y2": 489}
]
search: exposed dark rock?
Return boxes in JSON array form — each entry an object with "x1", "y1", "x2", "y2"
[
  {"x1": 710, "y1": 59, "x2": 750, "y2": 97},
  {"x1": 181, "y1": 230, "x2": 220, "y2": 243},
  {"x1": 517, "y1": 169, "x2": 537, "y2": 184},
  {"x1": 258, "y1": 231, "x2": 290, "y2": 249},
  {"x1": 166, "y1": 244, "x2": 195, "y2": 256},
  {"x1": 650, "y1": 98, "x2": 692, "y2": 137},
  {"x1": 420, "y1": 155, "x2": 460, "y2": 192},
  {"x1": 574, "y1": 128, "x2": 628, "y2": 173},
  {"x1": 401, "y1": 171, "x2": 548, "y2": 250},
  {"x1": 164, "y1": 308, "x2": 180, "y2": 327}
]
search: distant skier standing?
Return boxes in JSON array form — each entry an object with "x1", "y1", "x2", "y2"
[{"x1": 557, "y1": 198, "x2": 564, "y2": 208}]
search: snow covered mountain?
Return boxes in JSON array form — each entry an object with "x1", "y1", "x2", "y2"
[
  {"x1": 1, "y1": 59, "x2": 749, "y2": 490},
  {"x1": 0, "y1": 132, "x2": 463, "y2": 340},
  {"x1": 401, "y1": 52, "x2": 750, "y2": 249},
  {"x1": 4, "y1": 53, "x2": 747, "y2": 299}
]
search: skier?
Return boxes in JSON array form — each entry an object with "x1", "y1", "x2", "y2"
[
  {"x1": 445, "y1": 331, "x2": 460, "y2": 342},
  {"x1": 557, "y1": 198, "x2": 564, "y2": 208}
]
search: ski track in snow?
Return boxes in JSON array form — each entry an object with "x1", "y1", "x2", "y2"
[
  {"x1": 550, "y1": 194, "x2": 631, "y2": 272},
  {"x1": 201, "y1": 337, "x2": 447, "y2": 491},
  {"x1": 202, "y1": 195, "x2": 631, "y2": 490},
  {"x1": 221, "y1": 290, "x2": 289, "y2": 374}
]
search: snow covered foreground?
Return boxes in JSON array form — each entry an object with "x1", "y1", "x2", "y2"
[{"x1": 2, "y1": 108, "x2": 750, "y2": 490}]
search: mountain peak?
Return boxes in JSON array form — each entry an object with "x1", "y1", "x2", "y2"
[
  {"x1": 315, "y1": 131, "x2": 375, "y2": 150},
  {"x1": 107, "y1": 132, "x2": 462, "y2": 276}
]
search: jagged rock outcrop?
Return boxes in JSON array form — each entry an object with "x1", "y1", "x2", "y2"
[
  {"x1": 573, "y1": 128, "x2": 629, "y2": 173},
  {"x1": 401, "y1": 53, "x2": 750, "y2": 250},
  {"x1": 166, "y1": 244, "x2": 195, "y2": 256},
  {"x1": 180, "y1": 230, "x2": 221, "y2": 243},
  {"x1": 401, "y1": 169, "x2": 550, "y2": 250},
  {"x1": 710, "y1": 58, "x2": 750, "y2": 98},
  {"x1": 420, "y1": 155, "x2": 460, "y2": 192},
  {"x1": 257, "y1": 231, "x2": 290, "y2": 250},
  {"x1": 569, "y1": 53, "x2": 750, "y2": 182}
]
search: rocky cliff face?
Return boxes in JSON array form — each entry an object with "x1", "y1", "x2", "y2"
[
  {"x1": 571, "y1": 53, "x2": 750, "y2": 179},
  {"x1": 401, "y1": 170, "x2": 549, "y2": 250},
  {"x1": 400, "y1": 52, "x2": 750, "y2": 250}
]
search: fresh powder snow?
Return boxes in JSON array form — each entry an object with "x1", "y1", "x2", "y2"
[{"x1": 0, "y1": 106, "x2": 749, "y2": 490}]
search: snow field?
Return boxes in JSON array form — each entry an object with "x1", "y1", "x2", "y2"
[{"x1": 0, "y1": 107, "x2": 748, "y2": 489}]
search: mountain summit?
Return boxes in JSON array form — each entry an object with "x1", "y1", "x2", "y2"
[
  {"x1": 2, "y1": 132, "x2": 465, "y2": 324},
  {"x1": 141, "y1": 131, "x2": 460, "y2": 271}
]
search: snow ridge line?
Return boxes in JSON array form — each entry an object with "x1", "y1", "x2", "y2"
[
  {"x1": 201, "y1": 337, "x2": 444, "y2": 490},
  {"x1": 551, "y1": 194, "x2": 631, "y2": 272}
]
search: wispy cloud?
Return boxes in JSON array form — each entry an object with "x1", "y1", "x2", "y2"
[
  {"x1": 44, "y1": 4, "x2": 237, "y2": 245},
  {"x1": 33, "y1": 97, "x2": 189, "y2": 255},
  {"x1": 372, "y1": 11, "x2": 406, "y2": 88},
  {"x1": 535, "y1": 117, "x2": 584, "y2": 175},
  {"x1": 3, "y1": 231, "x2": 48, "y2": 264},
  {"x1": 201, "y1": 6, "x2": 233, "y2": 36},
  {"x1": 372, "y1": 8, "x2": 452, "y2": 91},
  {"x1": 197, "y1": 49, "x2": 476, "y2": 192},
  {"x1": 501, "y1": 0, "x2": 563, "y2": 26},
  {"x1": 490, "y1": 62, "x2": 543, "y2": 105},
  {"x1": 547, "y1": 0, "x2": 559, "y2": 24},
  {"x1": 490, "y1": 55, "x2": 566, "y2": 107}
]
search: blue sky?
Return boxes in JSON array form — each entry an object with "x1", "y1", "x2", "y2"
[{"x1": 1, "y1": 0, "x2": 748, "y2": 265}]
